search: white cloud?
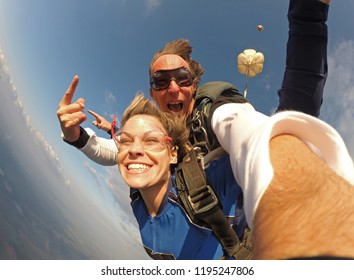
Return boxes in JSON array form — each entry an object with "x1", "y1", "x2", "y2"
[
  {"x1": 263, "y1": 74, "x2": 271, "y2": 92},
  {"x1": 0, "y1": 48, "x2": 145, "y2": 258},
  {"x1": 0, "y1": 48, "x2": 72, "y2": 189},
  {"x1": 321, "y1": 39, "x2": 354, "y2": 159},
  {"x1": 102, "y1": 90, "x2": 118, "y2": 121},
  {"x1": 3, "y1": 181, "x2": 12, "y2": 193},
  {"x1": 103, "y1": 166, "x2": 132, "y2": 212},
  {"x1": 81, "y1": 160, "x2": 140, "y2": 239},
  {"x1": 83, "y1": 160, "x2": 105, "y2": 197},
  {"x1": 0, "y1": 52, "x2": 11, "y2": 81},
  {"x1": 80, "y1": 163, "x2": 141, "y2": 244},
  {"x1": 144, "y1": 0, "x2": 162, "y2": 16},
  {"x1": 105, "y1": 90, "x2": 117, "y2": 104}
]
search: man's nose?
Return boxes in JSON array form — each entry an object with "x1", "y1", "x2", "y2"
[{"x1": 168, "y1": 79, "x2": 180, "y2": 93}]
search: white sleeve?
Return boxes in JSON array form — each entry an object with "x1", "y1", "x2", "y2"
[
  {"x1": 79, "y1": 128, "x2": 118, "y2": 166},
  {"x1": 211, "y1": 103, "x2": 354, "y2": 229}
]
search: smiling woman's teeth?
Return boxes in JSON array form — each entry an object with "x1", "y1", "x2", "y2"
[{"x1": 128, "y1": 164, "x2": 149, "y2": 171}]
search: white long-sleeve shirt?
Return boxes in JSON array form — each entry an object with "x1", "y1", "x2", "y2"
[{"x1": 211, "y1": 103, "x2": 354, "y2": 228}]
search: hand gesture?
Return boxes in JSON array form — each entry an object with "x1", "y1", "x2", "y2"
[
  {"x1": 87, "y1": 110, "x2": 112, "y2": 132},
  {"x1": 56, "y1": 75, "x2": 87, "y2": 142}
]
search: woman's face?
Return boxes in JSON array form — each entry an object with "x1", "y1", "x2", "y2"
[{"x1": 117, "y1": 114, "x2": 177, "y2": 190}]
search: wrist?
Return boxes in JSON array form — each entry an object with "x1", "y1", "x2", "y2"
[{"x1": 63, "y1": 126, "x2": 90, "y2": 148}]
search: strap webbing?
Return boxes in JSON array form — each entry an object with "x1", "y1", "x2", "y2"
[{"x1": 178, "y1": 148, "x2": 252, "y2": 259}]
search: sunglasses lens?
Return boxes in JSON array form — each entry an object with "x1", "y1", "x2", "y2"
[
  {"x1": 151, "y1": 73, "x2": 170, "y2": 90},
  {"x1": 151, "y1": 68, "x2": 193, "y2": 90},
  {"x1": 175, "y1": 68, "x2": 193, "y2": 86}
]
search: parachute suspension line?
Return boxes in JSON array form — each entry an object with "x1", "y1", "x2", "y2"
[
  {"x1": 244, "y1": 82, "x2": 248, "y2": 98},
  {"x1": 244, "y1": 76, "x2": 249, "y2": 98}
]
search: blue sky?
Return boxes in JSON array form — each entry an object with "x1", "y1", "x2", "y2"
[{"x1": 0, "y1": 0, "x2": 353, "y2": 259}]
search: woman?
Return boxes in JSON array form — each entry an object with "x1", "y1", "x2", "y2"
[{"x1": 114, "y1": 94, "x2": 242, "y2": 260}]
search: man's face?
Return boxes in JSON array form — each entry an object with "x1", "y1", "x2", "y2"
[{"x1": 150, "y1": 54, "x2": 197, "y2": 120}]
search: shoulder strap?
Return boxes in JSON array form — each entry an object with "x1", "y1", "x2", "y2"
[
  {"x1": 195, "y1": 81, "x2": 239, "y2": 103},
  {"x1": 179, "y1": 81, "x2": 252, "y2": 259},
  {"x1": 176, "y1": 147, "x2": 253, "y2": 259},
  {"x1": 190, "y1": 81, "x2": 242, "y2": 153}
]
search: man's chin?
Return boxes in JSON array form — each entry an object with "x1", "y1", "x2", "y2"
[{"x1": 170, "y1": 110, "x2": 183, "y2": 116}]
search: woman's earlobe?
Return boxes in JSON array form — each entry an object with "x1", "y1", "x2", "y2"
[{"x1": 170, "y1": 147, "x2": 178, "y2": 164}]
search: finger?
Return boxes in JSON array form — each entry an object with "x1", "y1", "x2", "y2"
[
  {"x1": 75, "y1": 97, "x2": 85, "y2": 109},
  {"x1": 87, "y1": 109, "x2": 101, "y2": 120},
  {"x1": 76, "y1": 114, "x2": 88, "y2": 126},
  {"x1": 59, "y1": 75, "x2": 79, "y2": 108},
  {"x1": 57, "y1": 98, "x2": 85, "y2": 116},
  {"x1": 60, "y1": 111, "x2": 87, "y2": 129}
]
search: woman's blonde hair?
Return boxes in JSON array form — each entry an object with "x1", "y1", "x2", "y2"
[{"x1": 120, "y1": 93, "x2": 190, "y2": 164}]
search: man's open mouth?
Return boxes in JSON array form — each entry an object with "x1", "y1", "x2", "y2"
[{"x1": 168, "y1": 102, "x2": 183, "y2": 113}]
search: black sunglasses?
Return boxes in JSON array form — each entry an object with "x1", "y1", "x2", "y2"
[{"x1": 150, "y1": 67, "x2": 194, "y2": 91}]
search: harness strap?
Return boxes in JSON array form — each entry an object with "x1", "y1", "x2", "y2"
[
  {"x1": 177, "y1": 148, "x2": 252, "y2": 259},
  {"x1": 201, "y1": 146, "x2": 226, "y2": 168}
]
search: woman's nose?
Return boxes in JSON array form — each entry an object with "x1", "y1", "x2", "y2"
[{"x1": 128, "y1": 137, "x2": 145, "y2": 155}]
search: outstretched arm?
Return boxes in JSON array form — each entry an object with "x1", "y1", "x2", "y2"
[
  {"x1": 211, "y1": 102, "x2": 354, "y2": 259},
  {"x1": 87, "y1": 109, "x2": 112, "y2": 133},
  {"x1": 253, "y1": 134, "x2": 354, "y2": 259},
  {"x1": 276, "y1": 0, "x2": 330, "y2": 117},
  {"x1": 56, "y1": 76, "x2": 87, "y2": 142},
  {"x1": 57, "y1": 76, "x2": 118, "y2": 166}
]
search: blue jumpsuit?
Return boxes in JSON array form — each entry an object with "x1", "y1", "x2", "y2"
[{"x1": 132, "y1": 155, "x2": 242, "y2": 260}]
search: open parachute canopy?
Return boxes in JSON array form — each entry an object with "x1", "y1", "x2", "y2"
[
  {"x1": 257, "y1": 24, "x2": 264, "y2": 32},
  {"x1": 237, "y1": 49, "x2": 264, "y2": 78}
]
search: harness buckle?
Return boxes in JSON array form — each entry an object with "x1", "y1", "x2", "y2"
[{"x1": 187, "y1": 185, "x2": 219, "y2": 215}]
